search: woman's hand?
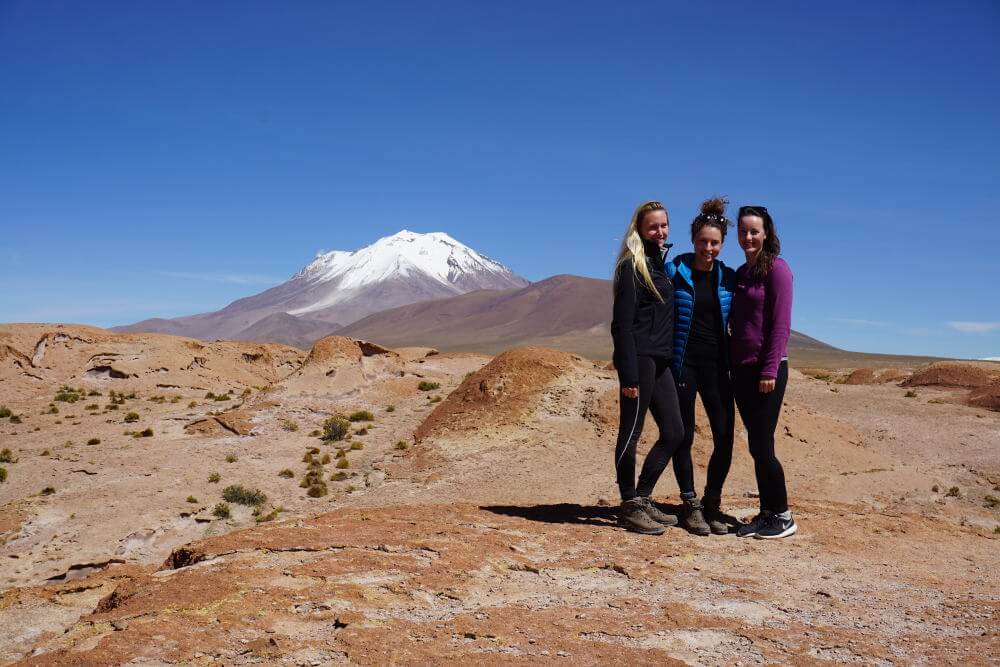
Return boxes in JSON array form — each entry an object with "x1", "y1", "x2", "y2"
[
  {"x1": 622, "y1": 386, "x2": 639, "y2": 399},
  {"x1": 759, "y1": 377, "x2": 776, "y2": 393}
]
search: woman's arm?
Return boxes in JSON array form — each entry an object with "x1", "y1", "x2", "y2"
[
  {"x1": 760, "y1": 259, "x2": 793, "y2": 381},
  {"x1": 611, "y1": 262, "x2": 640, "y2": 390}
]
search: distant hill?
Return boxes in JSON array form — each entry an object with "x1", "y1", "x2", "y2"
[{"x1": 340, "y1": 274, "x2": 846, "y2": 363}]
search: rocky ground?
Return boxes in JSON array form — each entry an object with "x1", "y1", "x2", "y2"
[{"x1": 0, "y1": 324, "x2": 998, "y2": 665}]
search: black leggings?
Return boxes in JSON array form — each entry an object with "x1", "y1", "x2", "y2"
[
  {"x1": 732, "y1": 361, "x2": 789, "y2": 513},
  {"x1": 614, "y1": 355, "x2": 684, "y2": 501},
  {"x1": 672, "y1": 361, "x2": 735, "y2": 500}
]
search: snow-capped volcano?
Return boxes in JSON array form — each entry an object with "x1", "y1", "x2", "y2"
[
  {"x1": 115, "y1": 230, "x2": 529, "y2": 347},
  {"x1": 288, "y1": 230, "x2": 524, "y2": 315}
]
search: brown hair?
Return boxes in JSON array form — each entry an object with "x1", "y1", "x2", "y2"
[
  {"x1": 737, "y1": 205, "x2": 781, "y2": 280},
  {"x1": 690, "y1": 197, "x2": 731, "y2": 242}
]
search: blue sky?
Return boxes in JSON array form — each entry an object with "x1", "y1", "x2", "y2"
[{"x1": 2, "y1": 1, "x2": 998, "y2": 358}]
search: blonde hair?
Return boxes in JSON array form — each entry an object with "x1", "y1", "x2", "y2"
[{"x1": 614, "y1": 200, "x2": 667, "y2": 302}]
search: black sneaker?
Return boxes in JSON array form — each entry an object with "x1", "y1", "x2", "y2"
[
  {"x1": 754, "y1": 512, "x2": 797, "y2": 539},
  {"x1": 736, "y1": 511, "x2": 773, "y2": 538}
]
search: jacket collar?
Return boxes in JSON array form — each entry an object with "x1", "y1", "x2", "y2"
[
  {"x1": 674, "y1": 252, "x2": 725, "y2": 288},
  {"x1": 642, "y1": 239, "x2": 670, "y2": 267}
]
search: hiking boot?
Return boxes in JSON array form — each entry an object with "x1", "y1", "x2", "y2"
[
  {"x1": 702, "y1": 495, "x2": 730, "y2": 535},
  {"x1": 636, "y1": 496, "x2": 678, "y2": 527},
  {"x1": 682, "y1": 497, "x2": 711, "y2": 536},
  {"x1": 736, "y1": 511, "x2": 774, "y2": 538},
  {"x1": 755, "y1": 512, "x2": 797, "y2": 539},
  {"x1": 618, "y1": 498, "x2": 666, "y2": 535}
]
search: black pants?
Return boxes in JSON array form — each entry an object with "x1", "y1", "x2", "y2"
[
  {"x1": 672, "y1": 361, "x2": 735, "y2": 500},
  {"x1": 614, "y1": 355, "x2": 684, "y2": 501},
  {"x1": 732, "y1": 361, "x2": 789, "y2": 513}
]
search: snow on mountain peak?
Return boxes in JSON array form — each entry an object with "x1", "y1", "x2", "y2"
[{"x1": 288, "y1": 230, "x2": 524, "y2": 316}]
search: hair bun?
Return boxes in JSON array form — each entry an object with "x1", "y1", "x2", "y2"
[{"x1": 700, "y1": 197, "x2": 728, "y2": 216}]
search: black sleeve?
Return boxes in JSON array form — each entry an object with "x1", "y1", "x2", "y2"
[{"x1": 611, "y1": 262, "x2": 640, "y2": 387}]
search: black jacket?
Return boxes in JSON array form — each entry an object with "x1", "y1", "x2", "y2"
[{"x1": 611, "y1": 239, "x2": 675, "y2": 387}]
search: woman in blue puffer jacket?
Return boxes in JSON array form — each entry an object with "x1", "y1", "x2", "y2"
[{"x1": 665, "y1": 197, "x2": 738, "y2": 536}]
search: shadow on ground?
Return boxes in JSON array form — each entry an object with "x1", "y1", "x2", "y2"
[
  {"x1": 481, "y1": 502, "x2": 745, "y2": 535},
  {"x1": 480, "y1": 503, "x2": 619, "y2": 527}
]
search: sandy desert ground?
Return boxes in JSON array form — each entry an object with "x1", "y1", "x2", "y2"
[{"x1": 0, "y1": 323, "x2": 998, "y2": 665}]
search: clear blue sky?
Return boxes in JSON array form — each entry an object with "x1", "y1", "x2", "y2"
[{"x1": 2, "y1": 1, "x2": 998, "y2": 358}]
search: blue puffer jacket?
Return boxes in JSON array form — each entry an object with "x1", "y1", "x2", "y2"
[{"x1": 665, "y1": 253, "x2": 737, "y2": 373}]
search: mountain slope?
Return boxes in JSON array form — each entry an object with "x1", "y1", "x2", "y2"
[
  {"x1": 115, "y1": 231, "x2": 528, "y2": 341},
  {"x1": 339, "y1": 274, "x2": 841, "y2": 360}
]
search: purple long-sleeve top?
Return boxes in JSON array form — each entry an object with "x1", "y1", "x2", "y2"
[{"x1": 729, "y1": 257, "x2": 793, "y2": 379}]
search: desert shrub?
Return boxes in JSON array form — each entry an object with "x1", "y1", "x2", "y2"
[
  {"x1": 126, "y1": 392, "x2": 136, "y2": 399},
  {"x1": 278, "y1": 468, "x2": 294, "y2": 478},
  {"x1": 355, "y1": 427, "x2": 368, "y2": 436},
  {"x1": 44, "y1": 405, "x2": 59, "y2": 414},
  {"x1": 395, "y1": 441, "x2": 408, "y2": 451},
  {"x1": 85, "y1": 404, "x2": 99, "y2": 411},
  {"x1": 9, "y1": 415, "x2": 21, "y2": 424},
  {"x1": 205, "y1": 392, "x2": 216, "y2": 399},
  {"x1": 54, "y1": 386, "x2": 82, "y2": 403},
  {"x1": 0, "y1": 448, "x2": 14, "y2": 463},
  {"x1": 123, "y1": 412, "x2": 140, "y2": 423},
  {"x1": 41, "y1": 449, "x2": 51, "y2": 456},
  {"x1": 322, "y1": 416, "x2": 350, "y2": 442},
  {"x1": 256, "y1": 507, "x2": 281, "y2": 522},
  {"x1": 105, "y1": 404, "x2": 119, "y2": 411},
  {"x1": 170, "y1": 396, "x2": 180, "y2": 403},
  {"x1": 136, "y1": 428, "x2": 153, "y2": 438},
  {"x1": 188, "y1": 401, "x2": 198, "y2": 408},
  {"x1": 946, "y1": 486, "x2": 960, "y2": 498},
  {"x1": 351, "y1": 442, "x2": 364, "y2": 451},
  {"x1": 41, "y1": 486, "x2": 55, "y2": 495},
  {"x1": 308, "y1": 429, "x2": 321, "y2": 437},
  {"x1": 0, "y1": 468, "x2": 6, "y2": 483},
  {"x1": 88, "y1": 390, "x2": 101, "y2": 396},
  {"x1": 215, "y1": 393, "x2": 231, "y2": 401},
  {"x1": 348, "y1": 410, "x2": 374, "y2": 422},
  {"x1": 225, "y1": 453, "x2": 238, "y2": 463},
  {"x1": 281, "y1": 419, "x2": 299, "y2": 432},
  {"x1": 302, "y1": 452, "x2": 314, "y2": 463},
  {"x1": 307, "y1": 446, "x2": 320, "y2": 454},
  {"x1": 336, "y1": 458, "x2": 349, "y2": 469},
  {"x1": 984, "y1": 495, "x2": 999, "y2": 509},
  {"x1": 417, "y1": 381, "x2": 440, "y2": 391},
  {"x1": 148, "y1": 396, "x2": 166, "y2": 404},
  {"x1": 335, "y1": 449, "x2": 346, "y2": 459},
  {"x1": 222, "y1": 484, "x2": 267, "y2": 506},
  {"x1": 0, "y1": 406, "x2": 10, "y2": 418},
  {"x1": 186, "y1": 496, "x2": 198, "y2": 503},
  {"x1": 995, "y1": 525, "x2": 1000, "y2": 534},
  {"x1": 212, "y1": 502, "x2": 231, "y2": 519},
  {"x1": 330, "y1": 471, "x2": 348, "y2": 481},
  {"x1": 932, "y1": 484, "x2": 939, "y2": 492},
  {"x1": 320, "y1": 453, "x2": 331, "y2": 464},
  {"x1": 86, "y1": 438, "x2": 101, "y2": 445},
  {"x1": 429, "y1": 395, "x2": 442, "y2": 403},
  {"x1": 345, "y1": 484, "x2": 356, "y2": 493},
  {"x1": 386, "y1": 405, "x2": 395, "y2": 413},
  {"x1": 904, "y1": 390, "x2": 917, "y2": 398},
  {"x1": 208, "y1": 472, "x2": 221, "y2": 483},
  {"x1": 307, "y1": 483, "x2": 328, "y2": 497}
]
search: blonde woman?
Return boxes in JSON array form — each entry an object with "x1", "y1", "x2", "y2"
[{"x1": 611, "y1": 200, "x2": 685, "y2": 534}]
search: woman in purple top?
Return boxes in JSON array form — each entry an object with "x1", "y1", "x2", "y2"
[{"x1": 729, "y1": 205, "x2": 797, "y2": 539}]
